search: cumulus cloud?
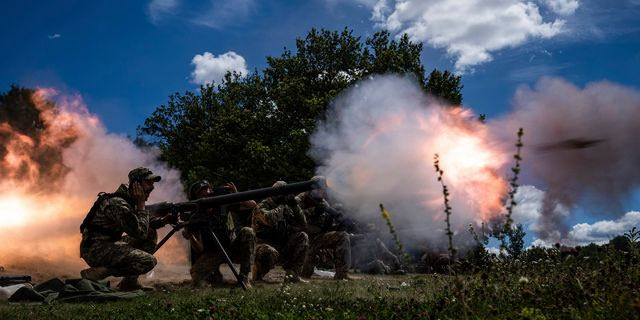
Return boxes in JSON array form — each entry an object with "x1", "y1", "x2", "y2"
[
  {"x1": 147, "y1": 0, "x2": 179, "y2": 24},
  {"x1": 532, "y1": 212, "x2": 640, "y2": 247},
  {"x1": 363, "y1": 0, "x2": 572, "y2": 73},
  {"x1": 566, "y1": 211, "x2": 640, "y2": 245},
  {"x1": 542, "y1": 0, "x2": 579, "y2": 15},
  {"x1": 190, "y1": 51, "x2": 248, "y2": 85}
]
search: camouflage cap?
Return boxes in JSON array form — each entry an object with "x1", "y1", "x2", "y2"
[
  {"x1": 189, "y1": 180, "x2": 211, "y2": 200},
  {"x1": 128, "y1": 167, "x2": 161, "y2": 182}
]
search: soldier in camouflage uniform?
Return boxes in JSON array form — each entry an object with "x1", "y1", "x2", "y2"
[
  {"x1": 297, "y1": 177, "x2": 352, "y2": 280},
  {"x1": 253, "y1": 181, "x2": 309, "y2": 283},
  {"x1": 185, "y1": 180, "x2": 256, "y2": 288},
  {"x1": 351, "y1": 231, "x2": 403, "y2": 274},
  {"x1": 79, "y1": 167, "x2": 170, "y2": 291}
]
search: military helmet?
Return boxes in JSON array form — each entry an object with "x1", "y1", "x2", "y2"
[
  {"x1": 272, "y1": 181, "x2": 287, "y2": 188},
  {"x1": 189, "y1": 180, "x2": 211, "y2": 200},
  {"x1": 128, "y1": 167, "x2": 161, "y2": 182}
]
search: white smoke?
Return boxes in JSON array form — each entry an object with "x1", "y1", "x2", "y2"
[{"x1": 311, "y1": 75, "x2": 511, "y2": 252}]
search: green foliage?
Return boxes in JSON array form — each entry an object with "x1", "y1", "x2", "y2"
[
  {"x1": 138, "y1": 28, "x2": 463, "y2": 190},
  {"x1": 0, "y1": 85, "x2": 46, "y2": 136},
  {"x1": 506, "y1": 223, "x2": 526, "y2": 258},
  {"x1": 380, "y1": 204, "x2": 413, "y2": 268},
  {"x1": 425, "y1": 69, "x2": 463, "y2": 105},
  {"x1": 434, "y1": 153, "x2": 456, "y2": 260}
]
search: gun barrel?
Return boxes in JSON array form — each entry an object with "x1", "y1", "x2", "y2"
[
  {"x1": 196, "y1": 179, "x2": 318, "y2": 207},
  {"x1": 148, "y1": 179, "x2": 320, "y2": 216}
]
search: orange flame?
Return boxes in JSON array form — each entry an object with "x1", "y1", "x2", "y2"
[{"x1": 0, "y1": 89, "x2": 188, "y2": 281}]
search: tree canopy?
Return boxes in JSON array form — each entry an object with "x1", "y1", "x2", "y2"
[{"x1": 138, "y1": 28, "x2": 464, "y2": 190}]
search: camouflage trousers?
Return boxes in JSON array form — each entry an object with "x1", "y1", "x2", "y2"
[
  {"x1": 80, "y1": 231, "x2": 158, "y2": 277},
  {"x1": 190, "y1": 227, "x2": 256, "y2": 284},
  {"x1": 302, "y1": 231, "x2": 351, "y2": 278},
  {"x1": 254, "y1": 231, "x2": 309, "y2": 280},
  {"x1": 352, "y1": 237, "x2": 401, "y2": 274}
]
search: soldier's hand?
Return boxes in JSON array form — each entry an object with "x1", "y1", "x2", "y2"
[
  {"x1": 240, "y1": 200, "x2": 257, "y2": 210},
  {"x1": 225, "y1": 182, "x2": 238, "y2": 193},
  {"x1": 131, "y1": 181, "x2": 146, "y2": 209}
]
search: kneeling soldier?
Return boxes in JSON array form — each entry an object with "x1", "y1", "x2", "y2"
[
  {"x1": 253, "y1": 181, "x2": 309, "y2": 283},
  {"x1": 79, "y1": 167, "x2": 170, "y2": 291}
]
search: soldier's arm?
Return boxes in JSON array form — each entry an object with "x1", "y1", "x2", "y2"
[
  {"x1": 105, "y1": 198, "x2": 150, "y2": 239},
  {"x1": 257, "y1": 199, "x2": 284, "y2": 226},
  {"x1": 288, "y1": 203, "x2": 307, "y2": 231}
]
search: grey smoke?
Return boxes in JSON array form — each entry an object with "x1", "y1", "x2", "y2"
[{"x1": 491, "y1": 77, "x2": 640, "y2": 242}]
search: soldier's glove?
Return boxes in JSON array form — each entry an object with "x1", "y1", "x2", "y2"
[{"x1": 149, "y1": 217, "x2": 166, "y2": 229}]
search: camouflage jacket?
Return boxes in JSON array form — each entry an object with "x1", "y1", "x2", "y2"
[
  {"x1": 81, "y1": 184, "x2": 150, "y2": 244},
  {"x1": 296, "y1": 192, "x2": 336, "y2": 237},
  {"x1": 254, "y1": 197, "x2": 306, "y2": 243}
]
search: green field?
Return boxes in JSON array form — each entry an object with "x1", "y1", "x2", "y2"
[{"x1": 2, "y1": 244, "x2": 639, "y2": 320}]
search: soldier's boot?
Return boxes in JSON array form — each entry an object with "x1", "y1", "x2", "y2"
[
  {"x1": 238, "y1": 273, "x2": 252, "y2": 289},
  {"x1": 252, "y1": 263, "x2": 270, "y2": 281},
  {"x1": 80, "y1": 267, "x2": 112, "y2": 281},
  {"x1": 334, "y1": 271, "x2": 357, "y2": 281},
  {"x1": 209, "y1": 270, "x2": 224, "y2": 285},
  {"x1": 284, "y1": 271, "x2": 309, "y2": 284},
  {"x1": 117, "y1": 276, "x2": 155, "y2": 292}
]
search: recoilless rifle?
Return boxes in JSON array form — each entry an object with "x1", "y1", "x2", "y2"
[{"x1": 147, "y1": 178, "x2": 324, "y2": 290}]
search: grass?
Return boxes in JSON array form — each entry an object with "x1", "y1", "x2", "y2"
[{"x1": 2, "y1": 244, "x2": 639, "y2": 320}]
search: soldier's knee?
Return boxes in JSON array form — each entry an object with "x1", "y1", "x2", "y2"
[
  {"x1": 138, "y1": 254, "x2": 157, "y2": 274},
  {"x1": 238, "y1": 227, "x2": 256, "y2": 241},
  {"x1": 339, "y1": 231, "x2": 350, "y2": 245},
  {"x1": 292, "y1": 232, "x2": 309, "y2": 246}
]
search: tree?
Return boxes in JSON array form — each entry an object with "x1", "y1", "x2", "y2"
[{"x1": 138, "y1": 28, "x2": 464, "y2": 190}]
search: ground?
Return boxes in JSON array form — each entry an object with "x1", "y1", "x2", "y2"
[{"x1": 1, "y1": 254, "x2": 639, "y2": 320}]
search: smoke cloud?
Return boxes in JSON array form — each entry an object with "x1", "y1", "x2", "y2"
[
  {"x1": 0, "y1": 88, "x2": 188, "y2": 280},
  {"x1": 491, "y1": 77, "x2": 640, "y2": 242},
  {"x1": 311, "y1": 75, "x2": 511, "y2": 252},
  {"x1": 312, "y1": 75, "x2": 640, "y2": 249}
]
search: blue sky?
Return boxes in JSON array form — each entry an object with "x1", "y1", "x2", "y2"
[
  {"x1": 2, "y1": 0, "x2": 638, "y2": 135},
  {"x1": 1, "y1": 0, "x2": 639, "y2": 246}
]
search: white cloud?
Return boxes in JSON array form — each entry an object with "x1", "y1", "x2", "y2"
[
  {"x1": 47, "y1": 34, "x2": 61, "y2": 39},
  {"x1": 542, "y1": 0, "x2": 579, "y2": 15},
  {"x1": 565, "y1": 211, "x2": 640, "y2": 246},
  {"x1": 530, "y1": 212, "x2": 640, "y2": 247},
  {"x1": 192, "y1": 0, "x2": 255, "y2": 29},
  {"x1": 511, "y1": 185, "x2": 544, "y2": 227},
  {"x1": 190, "y1": 51, "x2": 248, "y2": 85},
  {"x1": 148, "y1": 0, "x2": 179, "y2": 24},
  {"x1": 364, "y1": 0, "x2": 572, "y2": 73}
]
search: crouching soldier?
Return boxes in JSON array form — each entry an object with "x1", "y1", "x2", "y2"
[
  {"x1": 185, "y1": 180, "x2": 256, "y2": 288},
  {"x1": 253, "y1": 181, "x2": 309, "y2": 283},
  {"x1": 297, "y1": 177, "x2": 353, "y2": 280},
  {"x1": 79, "y1": 167, "x2": 171, "y2": 291}
]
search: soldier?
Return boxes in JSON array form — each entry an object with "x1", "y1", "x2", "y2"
[
  {"x1": 253, "y1": 181, "x2": 309, "y2": 283},
  {"x1": 297, "y1": 177, "x2": 353, "y2": 280},
  {"x1": 79, "y1": 167, "x2": 171, "y2": 291},
  {"x1": 185, "y1": 180, "x2": 256, "y2": 288},
  {"x1": 351, "y1": 226, "x2": 404, "y2": 275}
]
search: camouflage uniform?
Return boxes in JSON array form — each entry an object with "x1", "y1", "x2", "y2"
[
  {"x1": 296, "y1": 192, "x2": 351, "y2": 279},
  {"x1": 351, "y1": 234, "x2": 402, "y2": 274},
  {"x1": 187, "y1": 205, "x2": 256, "y2": 285},
  {"x1": 80, "y1": 184, "x2": 157, "y2": 277},
  {"x1": 253, "y1": 196, "x2": 309, "y2": 280}
]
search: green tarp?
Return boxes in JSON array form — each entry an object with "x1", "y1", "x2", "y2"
[{"x1": 8, "y1": 278, "x2": 145, "y2": 303}]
